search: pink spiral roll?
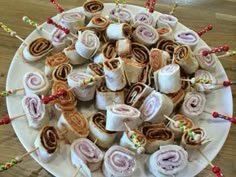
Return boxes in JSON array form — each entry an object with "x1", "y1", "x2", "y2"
[
  {"x1": 50, "y1": 28, "x2": 67, "y2": 52},
  {"x1": 109, "y1": 7, "x2": 133, "y2": 23},
  {"x1": 134, "y1": 11, "x2": 156, "y2": 27},
  {"x1": 71, "y1": 138, "x2": 103, "y2": 171},
  {"x1": 175, "y1": 30, "x2": 199, "y2": 49},
  {"x1": 103, "y1": 145, "x2": 136, "y2": 177},
  {"x1": 157, "y1": 14, "x2": 178, "y2": 29}
]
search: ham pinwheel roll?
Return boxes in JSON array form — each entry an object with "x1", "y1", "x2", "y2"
[
  {"x1": 133, "y1": 11, "x2": 156, "y2": 27},
  {"x1": 57, "y1": 110, "x2": 89, "y2": 143},
  {"x1": 52, "y1": 63, "x2": 73, "y2": 82},
  {"x1": 157, "y1": 14, "x2": 178, "y2": 29},
  {"x1": 132, "y1": 23, "x2": 159, "y2": 46},
  {"x1": 103, "y1": 145, "x2": 136, "y2": 177},
  {"x1": 109, "y1": 7, "x2": 133, "y2": 23},
  {"x1": 96, "y1": 84, "x2": 124, "y2": 110},
  {"x1": 59, "y1": 12, "x2": 85, "y2": 33},
  {"x1": 23, "y1": 37, "x2": 53, "y2": 62},
  {"x1": 139, "y1": 124, "x2": 175, "y2": 154},
  {"x1": 168, "y1": 114, "x2": 194, "y2": 139},
  {"x1": 148, "y1": 145, "x2": 188, "y2": 176},
  {"x1": 22, "y1": 93, "x2": 49, "y2": 129},
  {"x1": 45, "y1": 52, "x2": 69, "y2": 77},
  {"x1": 166, "y1": 88, "x2": 185, "y2": 109},
  {"x1": 52, "y1": 80, "x2": 77, "y2": 111},
  {"x1": 149, "y1": 48, "x2": 170, "y2": 72},
  {"x1": 67, "y1": 71, "x2": 96, "y2": 101},
  {"x1": 23, "y1": 71, "x2": 50, "y2": 96},
  {"x1": 34, "y1": 126, "x2": 60, "y2": 163},
  {"x1": 63, "y1": 45, "x2": 87, "y2": 65},
  {"x1": 154, "y1": 64, "x2": 181, "y2": 94},
  {"x1": 131, "y1": 42, "x2": 150, "y2": 64},
  {"x1": 75, "y1": 30, "x2": 100, "y2": 59},
  {"x1": 140, "y1": 91, "x2": 174, "y2": 123},
  {"x1": 173, "y1": 45, "x2": 199, "y2": 74},
  {"x1": 156, "y1": 26, "x2": 173, "y2": 40},
  {"x1": 87, "y1": 15, "x2": 110, "y2": 30},
  {"x1": 87, "y1": 63, "x2": 104, "y2": 87},
  {"x1": 193, "y1": 69, "x2": 217, "y2": 92},
  {"x1": 89, "y1": 112, "x2": 117, "y2": 149},
  {"x1": 175, "y1": 30, "x2": 200, "y2": 49},
  {"x1": 156, "y1": 39, "x2": 180, "y2": 57},
  {"x1": 106, "y1": 23, "x2": 132, "y2": 40},
  {"x1": 125, "y1": 82, "x2": 153, "y2": 109},
  {"x1": 116, "y1": 38, "x2": 131, "y2": 57},
  {"x1": 83, "y1": 0, "x2": 104, "y2": 20},
  {"x1": 94, "y1": 41, "x2": 117, "y2": 63},
  {"x1": 180, "y1": 92, "x2": 206, "y2": 119},
  {"x1": 106, "y1": 104, "x2": 142, "y2": 131},
  {"x1": 104, "y1": 58, "x2": 127, "y2": 91},
  {"x1": 50, "y1": 28, "x2": 67, "y2": 52},
  {"x1": 194, "y1": 47, "x2": 217, "y2": 71},
  {"x1": 71, "y1": 138, "x2": 103, "y2": 171}
]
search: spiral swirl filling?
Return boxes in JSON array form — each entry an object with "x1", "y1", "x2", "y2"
[
  {"x1": 131, "y1": 43, "x2": 149, "y2": 64},
  {"x1": 88, "y1": 63, "x2": 104, "y2": 76},
  {"x1": 102, "y1": 41, "x2": 117, "y2": 59},
  {"x1": 83, "y1": 0, "x2": 104, "y2": 13},
  {"x1": 52, "y1": 63, "x2": 73, "y2": 82},
  {"x1": 125, "y1": 83, "x2": 145, "y2": 105},
  {"x1": 157, "y1": 39, "x2": 179, "y2": 57},
  {"x1": 46, "y1": 52, "x2": 68, "y2": 67},
  {"x1": 29, "y1": 37, "x2": 53, "y2": 56},
  {"x1": 104, "y1": 59, "x2": 120, "y2": 70},
  {"x1": 176, "y1": 31, "x2": 198, "y2": 43},
  {"x1": 172, "y1": 114, "x2": 193, "y2": 129},
  {"x1": 61, "y1": 12, "x2": 85, "y2": 22},
  {"x1": 173, "y1": 45, "x2": 189, "y2": 63},
  {"x1": 183, "y1": 92, "x2": 205, "y2": 115},
  {"x1": 135, "y1": 25, "x2": 158, "y2": 42},
  {"x1": 24, "y1": 96, "x2": 44, "y2": 120},
  {"x1": 183, "y1": 128, "x2": 206, "y2": 146},
  {"x1": 92, "y1": 112, "x2": 115, "y2": 134},
  {"x1": 110, "y1": 7, "x2": 132, "y2": 22},
  {"x1": 134, "y1": 12, "x2": 155, "y2": 26},
  {"x1": 112, "y1": 104, "x2": 140, "y2": 117},
  {"x1": 142, "y1": 127, "x2": 173, "y2": 141},
  {"x1": 91, "y1": 15, "x2": 109, "y2": 29},
  {"x1": 25, "y1": 72, "x2": 47, "y2": 91}
]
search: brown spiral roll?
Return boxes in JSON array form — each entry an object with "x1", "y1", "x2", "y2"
[
  {"x1": 156, "y1": 39, "x2": 180, "y2": 57},
  {"x1": 52, "y1": 80, "x2": 77, "y2": 111},
  {"x1": 102, "y1": 41, "x2": 117, "y2": 60},
  {"x1": 83, "y1": 0, "x2": 104, "y2": 14},
  {"x1": 104, "y1": 58, "x2": 119, "y2": 70},
  {"x1": 45, "y1": 52, "x2": 69, "y2": 67},
  {"x1": 87, "y1": 63, "x2": 104, "y2": 76},
  {"x1": 40, "y1": 126, "x2": 59, "y2": 154},
  {"x1": 166, "y1": 89, "x2": 185, "y2": 109},
  {"x1": 89, "y1": 15, "x2": 110, "y2": 29},
  {"x1": 29, "y1": 37, "x2": 53, "y2": 56},
  {"x1": 131, "y1": 42, "x2": 149, "y2": 64},
  {"x1": 92, "y1": 112, "x2": 115, "y2": 134},
  {"x1": 157, "y1": 27, "x2": 171, "y2": 35},
  {"x1": 139, "y1": 64, "x2": 152, "y2": 86},
  {"x1": 52, "y1": 63, "x2": 73, "y2": 82}
]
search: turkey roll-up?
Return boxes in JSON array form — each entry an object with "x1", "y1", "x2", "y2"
[
  {"x1": 50, "y1": 28, "x2": 67, "y2": 52},
  {"x1": 116, "y1": 38, "x2": 131, "y2": 57},
  {"x1": 175, "y1": 30, "x2": 200, "y2": 49},
  {"x1": 133, "y1": 11, "x2": 156, "y2": 27},
  {"x1": 149, "y1": 48, "x2": 169, "y2": 72},
  {"x1": 157, "y1": 14, "x2": 178, "y2": 29},
  {"x1": 156, "y1": 26, "x2": 173, "y2": 40},
  {"x1": 106, "y1": 23, "x2": 132, "y2": 40},
  {"x1": 140, "y1": 91, "x2": 174, "y2": 123},
  {"x1": 156, "y1": 39, "x2": 180, "y2": 57},
  {"x1": 109, "y1": 7, "x2": 133, "y2": 23},
  {"x1": 106, "y1": 104, "x2": 142, "y2": 131},
  {"x1": 83, "y1": 0, "x2": 104, "y2": 20},
  {"x1": 63, "y1": 45, "x2": 87, "y2": 65},
  {"x1": 87, "y1": 63, "x2": 105, "y2": 87},
  {"x1": 52, "y1": 63, "x2": 73, "y2": 82}
]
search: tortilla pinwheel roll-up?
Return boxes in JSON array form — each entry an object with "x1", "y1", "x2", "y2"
[
  {"x1": 139, "y1": 64, "x2": 152, "y2": 86},
  {"x1": 75, "y1": 30, "x2": 100, "y2": 60},
  {"x1": 149, "y1": 48, "x2": 170, "y2": 72},
  {"x1": 67, "y1": 71, "x2": 96, "y2": 101},
  {"x1": 23, "y1": 37, "x2": 53, "y2": 62},
  {"x1": 22, "y1": 93, "x2": 49, "y2": 129},
  {"x1": 132, "y1": 23, "x2": 159, "y2": 47},
  {"x1": 83, "y1": 0, "x2": 104, "y2": 21},
  {"x1": 106, "y1": 23, "x2": 132, "y2": 40},
  {"x1": 157, "y1": 14, "x2": 178, "y2": 29},
  {"x1": 34, "y1": 126, "x2": 60, "y2": 163},
  {"x1": 52, "y1": 63, "x2": 73, "y2": 82},
  {"x1": 166, "y1": 88, "x2": 185, "y2": 109},
  {"x1": 106, "y1": 104, "x2": 142, "y2": 131},
  {"x1": 175, "y1": 30, "x2": 200, "y2": 49},
  {"x1": 116, "y1": 38, "x2": 131, "y2": 57},
  {"x1": 131, "y1": 42, "x2": 150, "y2": 64},
  {"x1": 180, "y1": 92, "x2": 206, "y2": 119},
  {"x1": 59, "y1": 12, "x2": 85, "y2": 33},
  {"x1": 139, "y1": 124, "x2": 175, "y2": 154},
  {"x1": 50, "y1": 28, "x2": 68, "y2": 52},
  {"x1": 154, "y1": 64, "x2": 181, "y2": 94},
  {"x1": 156, "y1": 39, "x2": 180, "y2": 57},
  {"x1": 71, "y1": 138, "x2": 103, "y2": 171},
  {"x1": 87, "y1": 14, "x2": 110, "y2": 30},
  {"x1": 156, "y1": 26, "x2": 173, "y2": 40},
  {"x1": 125, "y1": 82, "x2": 153, "y2": 109},
  {"x1": 103, "y1": 145, "x2": 136, "y2": 177},
  {"x1": 96, "y1": 84, "x2": 124, "y2": 110},
  {"x1": 194, "y1": 47, "x2": 217, "y2": 72},
  {"x1": 133, "y1": 11, "x2": 156, "y2": 27},
  {"x1": 148, "y1": 145, "x2": 188, "y2": 177},
  {"x1": 139, "y1": 91, "x2": 174, "y2": 123},
  {"x1": 23, "y1": 71, "x2": 50, "y2": 96},
  {"x1": 173, "y1": 45, "x2": 199, "y2": 74},
  {"x1": 87, "y1": 63, "x2": 104, "y2": 87},
  {"x1": 104, "y1": 58, "x2": 127, "y2": 91},
  {"x1": 168, "y1": 114, "x2": 194, "y2": 140},
  {"x1": 45, "y1": 52, "x2": 69, "y2": 77},
  {"x1": 63, "y1": 45, "x2": 87, "y2": 65},
  {"x1": 109, "y1": 7, "x2": 133, "y2": 23},
  {"x1": 57, "y1": 110, "x2": 89, "y2": 143}
]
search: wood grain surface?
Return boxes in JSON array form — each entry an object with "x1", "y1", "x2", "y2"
[{"x1": 0, "y1": 0, "x2": 235, "y2": 177}]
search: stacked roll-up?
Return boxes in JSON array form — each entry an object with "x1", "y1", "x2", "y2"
[
  {"x1": 103, "y1": 145, "x2": 136, "y2": 177},
  {"x1": 133, "y1": 11, "x2": 156, "y2": 27},
  {"x1": 87, "y1": 15, "x2": 110, "y2": 30},
  {"x1": 116, "y1": 38, "x2": 131, "y2": 57},
  {"x1": 87, "y1": 63, "x2": 104, "y2": 87},
  {"x1": 173, "y1": 45, "x2": 199, "y2": 74},
  {"x1": 106, "y1": 104, "x2": 142, "y2": 131},
  {"x1": 156, "y1": 26, "x2": 173, "y2": 40},
  {"x1": 63, "y1": 45, "x2": 87, "y2": 65},
  {"x1": 83, "y1": 0, "x2": 104, "y2": 20},
  {"x1": 57, "y1": 110, "x2": 89, "y2": 143},
  {"x1": 109, "y1": 7, "x2": 133, "y2": 23},
  {"x1": 89, "y1": 112, "x2": 117, "y2": 149},
  {"x1": 157, "y1": 14, "x2": 178, "y2": 29},
  {"x1": 131, "y1": 42, "x2": 150, "y2": 64},
  {"x1": 106, "y1": 23, "x2": 132, "y2": 40},
  {"x1": 52, "y1": 63, "x2": 73, "y2": 82},
  {"x1": 140, "y1": 91, "x2": 174, "y2": 123},
  {"x1": 94, "y1": 41, "x2": 117, "y2": 63},
  {"x1": 23, "y1": 71, "x2": 50, "y2": 96},
  {"x1": 156, "y1": 39, "x2": 180, "y2": 57},
  {"x1": 175, "y1": 30, "x2": 200, "y2": 49},
  {"x1": 50, "y1": 28, "x2": 67, "y2": 52},
  {"x1": 149, "y1": 48, "x2": 169, "y2": 72},
  {"x1": 23, "y1": 37, "x2": 53, "y2": 62}
]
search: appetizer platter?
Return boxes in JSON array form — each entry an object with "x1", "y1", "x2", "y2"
[{"x1": 1, "y1": 0, "x2": 235, "y2": 177}]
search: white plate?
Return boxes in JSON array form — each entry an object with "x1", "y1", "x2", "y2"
[{"x1": 6, "y1": 3, "x2": 232, "y2": 177}]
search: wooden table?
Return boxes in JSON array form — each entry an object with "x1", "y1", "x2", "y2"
[{"x1": 0, "y1": 0, "x2": 235, "y2": 176}]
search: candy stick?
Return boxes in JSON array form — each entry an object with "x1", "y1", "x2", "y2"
[
  {"x1": 47, "y1": 18, "x2": 78, "y2": 38},
  {"x1": 169, "y1": 3, "x2": 178, "y2": 15},
  {"x1": 180, "y1": 78, "x2": 236, "y2": 87},
  {"x1": 41, "y1": 88, "x2": 67, "y2": 104},
  {"x1": 198, "y1": 149, "x2": 224, "y2": 177},
  {"x1": 197, "y1": 25, "x2": 213, "y2": 37},
  {"x1": 0, "y1": 114, "x2": 25, "y2": 126},
  {"x1": 218, "y1": 50, "x2": 236, "y2": 58},
  {"x1": 149, "y1": 0, "x2": 156, "y2": 13},
  {"x1": 0, "y1": 88, "x2": 25, "y2": 97},
  {"x1": 204, "y1": 110, "x2": 236, "y2": 123},
  {"x1": 0, "y1": 22, "x2": 28, "y2": 45},
  {"x1": 201, "y1": 45, "x2": 229, "y2": 56},
  {"x1": 50, "y1": 0, "x2": 64, "y2": 13},
  {"x1": 145, "y1": 0, "x2": 151, "y2": 10}
]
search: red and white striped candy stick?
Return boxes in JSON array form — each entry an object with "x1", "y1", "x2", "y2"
[
  {"x1": 197, "y1": 25, "x2": 213, "y2": 37},
  {"x1": 145, "y1": 0, "x2": 151, "y2": 9},
  {"x1": 50, "y1": 0, "x2": 64, "y2": 13},
  {"x1": 149, "y1": 0, "x2": 156, "y2": 13},
  {"x1": 0, "y1": 114, "x2": 25, "y2": 126},
  {"x1": 201, "y1": 45, "x2": 229, "y2": 56}
]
